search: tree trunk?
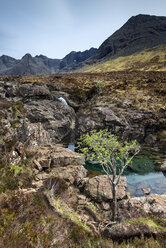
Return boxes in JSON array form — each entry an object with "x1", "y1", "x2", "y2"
[{"x1": 112, "y1": 183, "x2": 117, "y2": 221}]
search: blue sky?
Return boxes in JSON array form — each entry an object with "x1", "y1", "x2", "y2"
[{"x1": 0, "y1": 0, "x2": 166, "y2": 59}]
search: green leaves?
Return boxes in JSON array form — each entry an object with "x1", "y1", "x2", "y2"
[{"x1": 78, "y1": 129, "x2": 140, "y2": 176}]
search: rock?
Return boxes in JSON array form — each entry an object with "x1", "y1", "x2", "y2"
[
  {"x1": 30, "y1": 145, "x2": 86, "y2": 186},
  {"x1": 144, "y1": 134, "x2": 156, "y2": 144},
  {"x1": 51, "y1": 165, "x2": 87, "y2": 184},
  {"x1": 102, "y1": 222, "x2": 165, "y2": 241},
  {"x1": 159, "y1": 159, "x2": 166, "y2": 172},
  {"x1": 17, "y1": 83, "x2": 52, "y2": 100},
  {"x1": 3, "y1": 81, "x2": 76, "y2": 144},
  {"x1": 31, "y1": 145, "x2": 84, "y2": 169},
  {"x1": 141, "y1": 188, "x2": 151, "y2": 195},
  {"x1": 25, "y1": 100, "x2": 75, "y2": 143},
  {"x1": 146, "y1": 194, "x2": 166, "y2": 216},
  {"x1": 35, "y1": 172, "x2": 50, "y2": 181},
  {"x1": 101, "y1": 202, "x2": 111, "y2": 211},
  {"x1": 76, "y1": 96, "x2": 155, "y2": 143},
  {"x1": 126, "y1": 194, "x2": 166, "y2": 217},
  {"x1": 17, "y1": 119, "x2": 52, "y2": 147},
  {"x1": 83, "y1": 175, "x2": 127, "y2": 202}
]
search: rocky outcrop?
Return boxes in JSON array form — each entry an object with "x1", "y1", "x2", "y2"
[
  {"x1": 79, "y1": 175, "x2": 127, "y2": 202},
  {"x1": 76, "y1": 97, "x2": 158, "y2": 143},
  {"x1": 2, "y1": 81, "x2": 76, "y2": 145},
  {"x1": 103, "y1": 221, "x2": 165, "y2": 241},
  {"x1": 130, "y1": 194, "x2": 166, "y2": 217},
  {"x1": 25, "y1": 99, "x2": 75, "y2": 143}
]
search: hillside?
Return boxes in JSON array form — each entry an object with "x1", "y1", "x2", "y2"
[{"x1": 81, "y1": 45, "x2": 166, "y2": 72}]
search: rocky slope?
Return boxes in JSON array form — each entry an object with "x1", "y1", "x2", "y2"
[
  {"x1": 0, "y1": 73, "x2": 166, "y2": 247},
  {"x1": 0, "y1": 47, "x2": 97, "y2": 76},
  {"x1": 89, "y1": 14, "x2": 166, "y2": 62}
]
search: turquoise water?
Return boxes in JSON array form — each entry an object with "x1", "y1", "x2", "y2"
[
  {"x1": 66, "y1": 142, "x2": 166, "y2": 197},
  {"x1": 83, "y1": 149, "x2": 166, "y2": 197}
]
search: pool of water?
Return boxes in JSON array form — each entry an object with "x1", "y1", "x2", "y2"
[{"x1": 67, "y1": 142, "x2": 166, "y2": 197}]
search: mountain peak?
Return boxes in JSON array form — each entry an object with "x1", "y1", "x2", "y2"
[
  {"x1": 90, "y1": 14, "x2": 166, "y2": 61},
  {"x1": 22, "y1": 53, "x2": 33, "y2": 60}
]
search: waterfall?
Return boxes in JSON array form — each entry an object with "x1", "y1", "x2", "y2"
[{"x1": 55, "y1": 96, "x2": 68, "y2": 106}]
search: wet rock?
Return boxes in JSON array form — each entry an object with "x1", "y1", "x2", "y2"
[
  {"x1": 141, "y1": 188, "x2": 151, "y2": 195},
  {"x1": 127, "y1": 185, "x2": 136, "y2": 196}
]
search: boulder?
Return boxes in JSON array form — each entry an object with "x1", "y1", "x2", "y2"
[
  {"x1": 31, "y1": 145, "x2": 84, "y2": 169},
  {"x1": 30, "y1": 145, "x2": 86, "y2": 186},
  {"x1": 17, "y1": 83, "x2": 52, "y2": 100},
  {"x1": 17, "y1": 119, "x2": 52, "y2": 147},
  {"x1": 123, "y1": 194, "x2": 166, "y2": 218},
  {"x1": 103, "y1": 222, "x2": 165, "y2": 241},
  {"x1": 25, "y1": 100, "x2": 75, "y2": 143},
  {"x1": 51, "y1": 165, "x2": 87, "y2": 184},
  {"x1": 83, "y1": 175, "x2": 127, "y2": 202},
  {"x1": 159, "y1": 159, "x2": 166, "y2": 172}
]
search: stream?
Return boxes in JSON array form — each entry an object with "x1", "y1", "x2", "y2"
[{"x1": 66, "y1": 140, "x2": 166, "y2": 197}]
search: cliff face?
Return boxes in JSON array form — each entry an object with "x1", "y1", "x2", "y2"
[{"x1": 90, "y1": 14, "x2": 166, "y2": 61}]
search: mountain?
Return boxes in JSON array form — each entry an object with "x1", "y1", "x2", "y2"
[
  {"x1": 1, "y1": 14, "x2": 166, "y2": 75},
  {"x1": 0, "y1": 48, "x2": 97, "y2": 76},
  {"x1": 89, "y1": 14, "x2": 166, "y2": 62},
  {"x1": 0, "y1": 55, "x2": 18, "y2": 73},
  {"x1": 59, "y1": 48, "x2": 97, "y2": 71}
]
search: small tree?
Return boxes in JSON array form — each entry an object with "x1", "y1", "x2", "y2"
[{"x1": 78, "y1": 129, "x2": 140, "y2": 222}]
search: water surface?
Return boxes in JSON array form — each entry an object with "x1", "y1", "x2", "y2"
[{"x1": 67, "y1": 142, "x2": 166, "y2": 197}]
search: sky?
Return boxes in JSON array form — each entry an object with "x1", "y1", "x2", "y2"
[{"x1": 0, "y1": 0, "x2": 166, "y2": 59}]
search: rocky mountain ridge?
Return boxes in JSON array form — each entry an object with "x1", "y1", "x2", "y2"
[
  {"x1": 88, "y1": 14, "x2": 166, "y2": 62},
  {"x1": 1, "y1": 14, "x2": 166, "y2": 75},
  {"x1": 0, "y1": 47, "x2": 97, "y2": 76}
]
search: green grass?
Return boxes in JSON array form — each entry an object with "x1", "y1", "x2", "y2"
[
  {"x1": 125, "y1": 217, "x2": 166, "y2": 232},
  {"x1": 46, "y1": 192, "x2": 91, "y2": 233}
]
